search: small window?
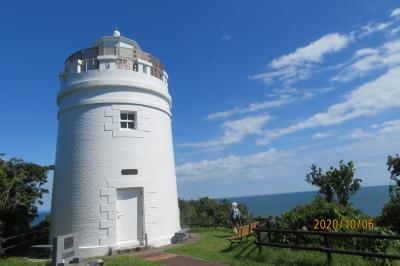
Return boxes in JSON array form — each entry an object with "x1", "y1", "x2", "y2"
[
  {"x1": 120, "y1": 112, "x2": 136, "y2": 130},
  {"x1": 143, "y1": 65, "x2": 147, "y2": 74}
]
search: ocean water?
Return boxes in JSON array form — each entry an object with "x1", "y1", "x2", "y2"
[{"x1": 228, "y1": 185, "x2": 390, "y2": 217}]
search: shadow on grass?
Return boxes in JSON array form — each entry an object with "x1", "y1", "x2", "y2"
[
  {"x1": 233, "y1": 241, "x2": 259, "y2": 259},
  {"x1": 221, "y1": 243, "x2": 241, "y2": 253},
  {"x1": 220, "y1": 237, "x2": 259, "y2": 259},
  {"x1": 213, "y1": 233, "x2": 233, "y2": 238}
]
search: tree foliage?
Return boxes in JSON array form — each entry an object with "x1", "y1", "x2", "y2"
[
  {"x1": 305, "y1": 160, "x2": 362, "y2": 205},
  {"x1": 178, "y1": 197, "x2": 250, "y2": 227},
  {"x1": 0, "y1": 155, "x2": 53, "y2": 236},
  {"x1": 386, "y1": 154, "x2": 400, "y2": 199},
  {"x1": 378, "y1": 198, "x2": 400, "y2": 233},
  {"x1": 378, "y1": 154, "x2": 400, "y2": 233}
]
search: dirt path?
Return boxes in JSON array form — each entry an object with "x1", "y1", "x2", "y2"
[{"x1": 137, "y1": 252, "x2": 229, "y2": 266}]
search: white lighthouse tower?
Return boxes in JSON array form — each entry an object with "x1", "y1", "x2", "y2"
[{"x1": 50, "y1": 31, "x2": 181, "y2": 257}]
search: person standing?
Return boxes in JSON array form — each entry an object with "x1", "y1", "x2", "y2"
[{"x1": 230, "y1": 202, "x2": 242, "y2": 233}]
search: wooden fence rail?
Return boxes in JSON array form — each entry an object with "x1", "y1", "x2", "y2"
[
  {"x1": 0, "y1": 226, "x2": 49, "y2": 256},
  {"x1": 254, "y1": 227, "x2": 400, "y2": 265}
]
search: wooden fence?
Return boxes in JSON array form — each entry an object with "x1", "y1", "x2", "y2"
[
  {"x1": 254, "y1": 227, "x2": 400, "y2": 265},
  {"x1": 0, "y1": 226, "x2": 49, "y2": 256},
  {"x1": 180, "y1": 216, "x2": 400, "y2": 264}
]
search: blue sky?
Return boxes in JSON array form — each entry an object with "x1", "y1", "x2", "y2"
[{"x1": 1, "y1": 1, "x2": 400, "y2": 211}]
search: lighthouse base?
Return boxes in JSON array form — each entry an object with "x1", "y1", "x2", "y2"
[{"x1": 78, "y1": 234, "x2": 175, "y2": 258}]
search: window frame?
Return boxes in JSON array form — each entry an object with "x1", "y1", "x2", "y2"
[{"x1": 120, "y1": 111, "x2": 137, "y2": 130}]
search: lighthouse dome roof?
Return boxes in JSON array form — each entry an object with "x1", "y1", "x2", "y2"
[
  {"x1": 93, "y1": 31, "x2": 142, "y2": 51},
  {"x1": 113, "y1": 30, "x2": 121, "y2": 37}
]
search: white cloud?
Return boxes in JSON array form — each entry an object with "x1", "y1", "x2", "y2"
[
  {"x1": 341, "y1": 128, "x2": 371, "y2": 140},
  {"x1": 332, "y1": 39, "x2": 400, "y2": 82},
  {"x1": 207, "y1": 87, "x2": 335, "y2": 121},
  {"x1": 176, "y1": 148, "x2": 294, "y2": 181},
  {"x1": 206, "y1": 95, "x2": 291, "y2": 121},
  {"x1": 253, "y1": 11, "x2": 400, "y2": 86},
  {"x1": 373, "y1": 119, "x2": 400, "y2": 135},
  {"x1": 312, "y1": 132, "x2": 333, "y2": 139},
  {"x1": 270, "y1": 33, "x2": 351, "y2": 68},
  {"x1": 252, "y1": 33, "x2": 352, "y2": 86},
  {"x1": 341, "y1": 120, "x2": 400, "y2": 141},
  {"x1": 390, "y1": 7, "x2": 400, "y2": 18},
  {"x1": 390, "y1": 27, "x2": 400, "y2": 36},
  {"x1": 179, "y1": 114, "x2": 270, "y2": 150},
  {"x1": 258, "y1": 67, "x2": 400, "y2": 144},
  {"x1": 354, "y1": 48, "x2": 379, "y2": 57},
  {"x1": 359, "y1": 22, "x2": 392, "y2": 38}
]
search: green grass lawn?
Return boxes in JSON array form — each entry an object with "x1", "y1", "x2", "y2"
[
  {"x1": 0, "y1": 258, "x2": 47, "y2": 266},
  {"x1": 0, "y1": 256, "x2": 161, "y2": 266},
  {"x1": 166, "y1": 227, "x2": 387, "y2": 266}
]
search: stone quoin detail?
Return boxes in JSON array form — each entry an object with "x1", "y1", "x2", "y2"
[{"x1": 50, "y1": 31, "x2": 181, "y2": 257}]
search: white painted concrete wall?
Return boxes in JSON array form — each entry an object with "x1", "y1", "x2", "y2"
[{"x1": 51, "y1": 45, "x2": 181, "y2": 257}]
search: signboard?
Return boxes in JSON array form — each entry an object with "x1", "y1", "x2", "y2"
[{"x1": 52, "y1": 233, "x2": 79, "y2": 266}]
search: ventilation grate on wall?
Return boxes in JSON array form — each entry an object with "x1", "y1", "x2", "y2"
[{"x1": 121, "y1": 169, "x2": 138, "y2": 175}]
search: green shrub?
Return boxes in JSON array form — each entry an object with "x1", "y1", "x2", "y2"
[
  {"x1": 179, "y1": 197, "x2": 250, "y2": 227},
  {"x1": 278, "y1": 197, "x2": 363, "y2": 231},
  {"x1": 273, "y1": 198, "x2": 399, "y2": 257},
  {"x1": 377, "y1": 198, "x2": 400, "y2": 233}
]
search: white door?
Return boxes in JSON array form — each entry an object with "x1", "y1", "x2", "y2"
[{"x1": 116, "y1": 188, "x2": 143, "y2": 243}]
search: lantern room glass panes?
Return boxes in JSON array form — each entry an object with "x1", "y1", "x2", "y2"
[{"x1": 120, "y1": 112, "x2": 136, "y2": 130}]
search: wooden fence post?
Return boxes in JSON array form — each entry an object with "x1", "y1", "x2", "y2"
[
  {"x1": 266, "y1": 219, "x2": 271, "y2": 243},
  {"x1": 324, "y1": 235, "x2": 333, "y2": 266},
  {"x1": 256, "y1": 230, "x2": 262, "y2": 254},
  {"x1": 0, "y1": 238, "x2": 4, "y2": 256}
]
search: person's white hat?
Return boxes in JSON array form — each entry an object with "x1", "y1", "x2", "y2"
[{"x1": 232, "y1": 202, "x2": 238, "y2": 208}]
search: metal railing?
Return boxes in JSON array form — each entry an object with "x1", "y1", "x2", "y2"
[
  {"x1": 116, "y1": 58, "x2": 134, "y2": 70},
  {"x1": 80, "y1": 58, "x2": 98, "y2": 72},
  {"x1": 65, "y1": 46, "x2": 165, "y2": 81},
  {"x1": 254, "y1": 227, "x2": 400, "y2": 265}
]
